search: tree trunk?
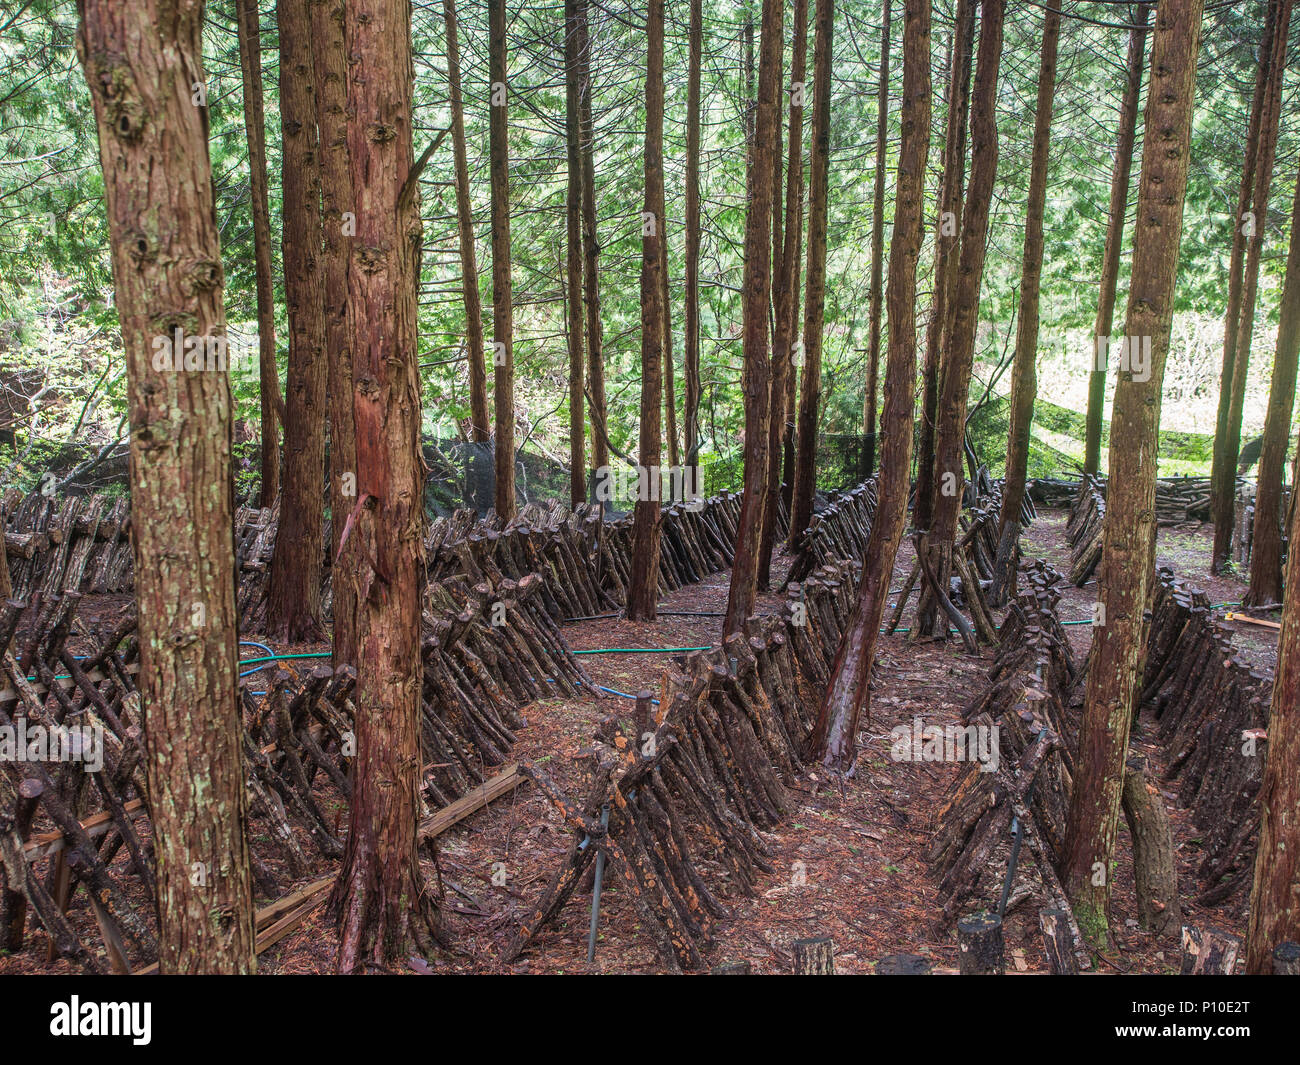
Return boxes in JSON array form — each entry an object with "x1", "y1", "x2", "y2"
[
  {"x1": 992, "y1": 1, "x2": 1059, "y2": 606},
  {"x1": 627, "y1": 0, "x2": 667, "y2": 621},
  {"x1": 1247, "y1": 427, "x2": 1300, "y2": 971},
  {"x1": 267, "y1": 0, "x2": 327, "y2": 644},
  {"x1": 312, "y1": 0, "x2": 357, "y2": 667},
  {"x1": 490, "y1": 0, "x2": 516, "y2": 521},
  {"x1": 917, "y1": 0, "x2": 1002, "y2": 637},
  {"x1": 861, "y1": 0, "x2": 891, "y2": 477},
  {"x1": 807, "y1": 0, "x2": 930, "y2": 770},
  {"x1": 329, "y1": 0, "x2": 441, "y2": 971},
  {"x1": 1062, "y1": 0, "x2": 1204, "y2": 940},
  {"x1": 1210, "y1": 0, "x2": 1287, "y2": 572},
  {"x1": 234, "y1": 0, "x2": 282, "y2": 507},
  {"x1": 787, "y1": 0, "x2": 834, "y2": 551},
  {"x1": 683, "y1": 0, "x2": 703, "y2": 472},
  {"x1": 758, "y1": 0, "x2": 808, "y2": 589},
  {"x1": 1247, "y1": 153, "x2": 1300, "y2": 607},
  {"x1": 565, "y1": 0, "x2": 586, "y2": 506},
  {"x1": 1083, "y1": 4, "x2": 1150, "y2": 476},
  {"x1": 914, "y1": 0, "x2": 973, "y2": 536},
  {"x1": 723, "y1": 0, "x2": 783, "y2": 635},
  {"x1": 662, "y1": 219, "x2": 679, "y2": 471},
  {"x1": 579, "y1": 0, "x2": 608, "y2": 482},
  {"x1": 444, "y1": 0, "x2": 490, "y2": 445},
  {"x1": 77, "y1": 0, "x2": 255, "y2": 973}
]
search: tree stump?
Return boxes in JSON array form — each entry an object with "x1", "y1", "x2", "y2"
[
  {"x1": 1272, "y1": 941, "x2": 1300, "y2": 975},
  {"x1": 793, "y1": 936, "x2": 835, "y2": 974},
  {"x1": 876, "y1": 954, "x2": 931, "y2": 975},
  {"x1": 1180, "y1": 926, "x2": 1242, "y2": 974},
  {"x1": 958, "y1": 912, "x2": 1004, "y2": 975},
  {"x1": 1037, "y1": 907, "x2": 1079, "y2": 974}
]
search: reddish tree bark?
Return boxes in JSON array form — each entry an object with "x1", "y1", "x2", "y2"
[
  {"x1": 787, "y1": 0, "x2": 834, "y2": 551},
  {"x1": 992, "y1": 1, "x2": 1060, "y2": 605},
  {"x1": 77, "y1": 0, "x2": 255, "y2": 972},
  {"x1": 724, "y1": 0, "x2": 783, "y2": 635},
  {"x1": 758, "y1": 0, "x2": 808, "y2": 589},
  {"x1": 627, "y1": 0, "x2": 667, "y2": 621},
  {"x1": 683, "y1": 0, "x2": 703, "y2": 474},
  {"x1": 1246, "y1": 153, "x2": 1300, "y2": 607},
  {"x1": 1083, "y1": 3, "x2": 1150, "y2": 476},
  {"x1": 444, "y1": 0, "x2": 490, "y2": 445},
  {"x1": 1062, "y1": 0, "x2": 1204, "y2": 937},
  {"x1": 234, "y1": 0, "x2": 282, "y2": 507},
  {"x1": 565, "y1": 0, "x2": 586, "y2": 505},
  {"x1": 579, "y1": 0, "x2": 608, "y2": 483},
  {"x1": 490, "y1": 0, "x2": 517, "y2": 520},
  {"x1": 808, "y1": 0, "x2": 930, "y2": 770},
  {"x1": 267, "y1": 0, "x2": 327, "y2": 643},
  {"x1": 861, "y1": 0, "x2": 891, "y2": 477},
  {"x1": 914, "y1": 0, "x2": 973, "y2": 537},
  {"x1": 329, "y1": 0, "x2": 441, "y2": 971}
]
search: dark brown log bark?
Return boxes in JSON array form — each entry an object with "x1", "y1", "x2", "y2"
[
  {"x1": 1063, "y1": 0, "x2": 1203, "y2": 939},
  {"x1": 1122, "y1": 756, "x2": 1181, "y2": 941},
  {"x1": 1247, "y1": 435, "x2": 1300, "y2": 970},
  {"x1": 683, "y1": 0, "x2": 703, "y2": 471},
  {"x1": 1246, "y1": 153, "x2": 1300, "y2": 607},
  {"x1": 77, "y1": 0, "x2": 255, "y2": 972},
  {"x1": 1083, "y1": 4, "x2": 1150, "y2": 476},
  {"x1": 807, "y1": 0, "x2": 929, "y2": 770},
  {"x1": 234, "y1": 0, "x2": 282, "y2": 507},
  {"x1": 490, "y1": 0, "x2": 516, "y2": 521},
  {"x1": 578, "y1": 0, "x2": 608, "y2": 480},
  {"x1": 724, "y1": 0, "x2": 783, "y2": 635},
  {"x1": 1211, "y1": 0, "x2": 1288, "y2": 572},
  {"x1": 312, "y1": 0, "x2": 357, "y2": 668},
  {"x1": 787, "y1": 0, "x2": 834, "y2": 550},
  {"x1": 267, "y1": 0, "x2": 327, "y2": 643},
  {"x1": 992, "y1": 1, "x2": 1059, "y2": 605},
  {"x1": 565, "y1": 0, "x2": 586, "y2": 505},
  {"x1": 758, "y1": 0, "x2": 808, "y2": 589},
  {"x1": 444, "y1": 0, "x2": 490, "y2": 445},
  {"x1": 861, "y1": 0, "x2": 891, "y2": 475},
  {"x1": 627, "y1": 0, "x2": 667, "y2": 621},
  {"x1": 329, "y1": 0, "x2": 441, "y2": 970},
  {"x1": 914, "y1": 0, "x2": 973, "y2": 536},
  {"x1": 918, "y1": 0, "x2": 1002, "y2": 636}
]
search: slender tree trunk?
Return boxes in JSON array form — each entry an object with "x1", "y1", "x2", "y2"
[
  {"x1": 579, "y1": 0, "x2": 608, "y2": 482},
  {"x1": 787, "y1": 0, "x2": 834, "y2": 550},
  {"x1": 1062, "y1": 0, "x2": 1204, "y2": 939},
  {"x1": 914, "y1": 0, "x2": 973, "y2": 536},
  {"x1": 627, "y1": 0, "x2": 667, "y2": 621},
  {"x1": 267, "y1": 0, "x2": 326, "y2": 643},
  {"x1": 1214, "y1": 0, "x2": 1292, "y2": 572},
  {"x1": 861, "y1": 0, "x2": 891, "y2": 477},
  {"x1": 329, "y1": 0, "x2": 441, "y2": 971},
  {"x1": 1247, "y1": 422, "x2": 1300, "y2": 971},
  {"x1": 1083, "y1": 1, "x2": 1149, "y2": 477},
  {"x1": 683, "y1": 0, "x2": 703, "y2": 472},
  {"x1": 77, "y1": 0, "x2": 255, "y2": 973},
  {"x1": 1210, "y1": 0, "x2": 1283, "y2": 571},
  {"x1": 444, "y1": 0, "x2": 490, "y2": 445},
  {"x1": 565, "y1": 0, "x2": 586, "y2": 505},
  {"x1": 490, "y1": 0, "x2": 516, "y2": 520},
  {"x1": 1247, "y1": 154, "x2": 1300, "y2": 607},
  {"x1": 724, "y1": 0, "x2": 783, "y2": 635},
  {"x1": 758, "y1": 0, "x2": 808, "y2": 588},
  {"x1": 234, "y1": 0, "x2": 281, "y2": 507},
  {"x1": 808, "y1": 0, "x2": 930, "y2": 770},
  {"x1": 992, "y1": 1, "x2": 1060, "y2": 606},
  {"x1": 917, "y1": 0, "x2": 1002, "y2": 636},
  {"x1": 313, "y1": 0, "x2": 357, "y2": 668},
  {"x1": 662, "y1": 198, "x2": 678, "y2": 471}
]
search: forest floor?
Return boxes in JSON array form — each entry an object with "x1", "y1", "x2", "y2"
[{"x1": 0, "y1": 508, "x2": 1276, "y2": 975}]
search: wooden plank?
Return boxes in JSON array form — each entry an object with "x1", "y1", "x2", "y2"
[
  {"x1": 419, "y1": 764, "x2": 522, "y2": 840},
  {"x1": 0, "y1": 660, "x2": 141, "y2": 707}
]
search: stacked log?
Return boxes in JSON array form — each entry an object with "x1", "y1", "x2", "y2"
[
  {"x1": 1067, "y1": 477, "x2": 1105, "y2": 586},
  {"x1": 924, "y1": 561, "x2": 1089, "y2": 969},
  {"x1": 786, "y1": 480, "x2": 877, "y2": 583},
  {"x1": 1140, "y1": 569, "x2": 1270, "y2": 906},
  {"x1": 1032, "y1": 475, "x2": 1221, "y2": 524}
]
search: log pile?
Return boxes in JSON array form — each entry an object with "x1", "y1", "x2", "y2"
[
  {"x1": 1140, "y1": 569, "x2": 1270, "y2": 906},
  {"x1": 924, "y1": 561, "x2": 1090, "y2": 969},
  {"x1": 1066, "y1": 476, "x2": 1105, "y2": 586},
  {"x1": 786, "y1": 480, "x2": 877, "y2": 583},
  {"x1": 1033, "y1": 475, "x2": 1219, "y2": 523},
  {"x1": 1, "y1": 489, "x2": 133, "y2": 600},
  {"x1": 1228, "y1": 481, "x2": 1290, "y2": 568}
]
